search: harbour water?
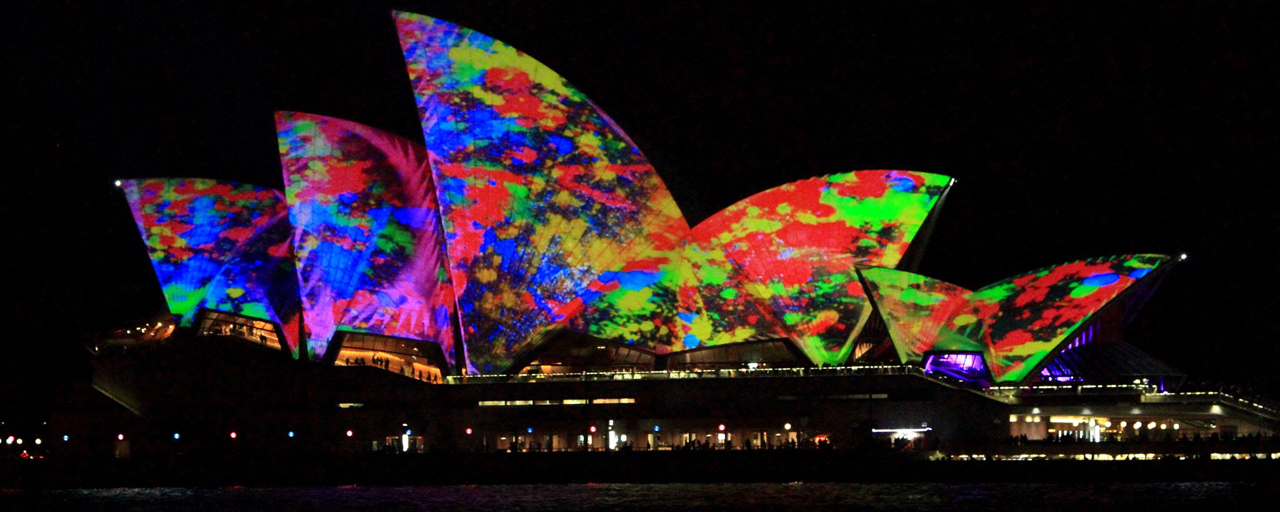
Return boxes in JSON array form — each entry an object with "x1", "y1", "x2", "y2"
[{"x1": 4, "y1": 482, "x2": 1275, "y2": 511}]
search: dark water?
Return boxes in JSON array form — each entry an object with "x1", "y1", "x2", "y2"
[{"x1": 3, "y1": 483, "x2": 1275, "y2": 511}]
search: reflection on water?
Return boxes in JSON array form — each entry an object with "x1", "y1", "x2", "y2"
[{"x1": 3, "y1": 482, "x2": 1272, "y2": 511}]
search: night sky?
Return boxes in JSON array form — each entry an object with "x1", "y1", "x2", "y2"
[{"x1": 5, "y1": 1, "x2": 1277, "y2": 417}]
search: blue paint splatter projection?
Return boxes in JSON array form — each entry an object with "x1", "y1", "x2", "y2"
[
  {"x1": 277, "y1": 112, "x2": 456, "y2": 363},
  {"x1": 121, "y1": 178, "x2": 302, "y2": 355}
]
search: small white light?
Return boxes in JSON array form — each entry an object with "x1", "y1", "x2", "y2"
[
  {"x1": 1173, "y1": 424, "x2": 1180, "y2": 430},
  {"x1": 114, "y1": 180, "x2": 122, "y2": 187},
  {"x1": 1180, "y1": 253, "x2": 1188, "y2": 260},
  {"x1": 118, "y1": 434, "x2": 125, "y2": 441},
  {"x1": 784, "y1": 423, "x2": 792, "y2": 431},
  {"x1": 16, "y1": 438, "x2": 22, "y2": 445},
  {"x1": 1147, "y1": 422, "x2": 1156, "y2": 429},
  {"x1": 34, "y1": 438, "x2": 41, "y2": 445}
]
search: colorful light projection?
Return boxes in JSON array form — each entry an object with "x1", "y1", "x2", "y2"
[
  {"x1": 863, "y1": 254, "x2": 1169, "y2": 383},
  {"x1": 860, "y1": 267, "x2": 982, "y2": 364},
  {"x1": 277, "y1": 112, "x2": 456, "y2": 363},
  {"x1": 121, "y1": 178, "x2": 301, "y2": 355},
  {"x1": 686, "y1": 171, "x2": 952, "y2": 365},
  {"x1": 973, "y1": 254, "x2": 1169, "y2": 382},
  {"x1": 568, "y1": 242, "x2": 699, "y2": 354},
  {"x1": 395, "y1": 12, "x2": 688, "y2": 372}
]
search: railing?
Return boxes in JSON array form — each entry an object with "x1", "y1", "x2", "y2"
[{"x1": 1142, "y1": 391, "x2": 1280, "y2": 418}]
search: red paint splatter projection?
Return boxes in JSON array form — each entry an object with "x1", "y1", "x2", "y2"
[
  {"x1": 862, "y1": 254, "x2": 1169, "y2": 382},
  {"x1": 686, "y1": 171, "x2": 952, "y2": 365},
  {"x1": 396, "y1": 12, "x2": 687, "y2": 372},
  {"x1": 278, "y1": 112, "x2": 456, "y2": 363},
  {"x1": 121, "y1": 178, "x2": 301, "y2": 355},
  {"x1": 973, "y1": 254, "x2": 1168, "y2": 382}
]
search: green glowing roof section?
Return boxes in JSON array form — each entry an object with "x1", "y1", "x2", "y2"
[
  {"x1": 860, "y1": 267, "x2": 981, "y2": 364},
  {"x1": 395, "y1": 11, "x2": 689, "y2": 372},
  {"x1": 973, "y1": 254, "x2": 1170, "y2": 382}
]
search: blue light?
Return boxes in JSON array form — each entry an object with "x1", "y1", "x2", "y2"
[
  {"x1": 288, "y1": 431, "x2": 295, "y2": 438},
  {"x1": 173, "y1": 433, "x2": 180, "y2": 440},
  {"x1": 406, "y1": 429, "x2": 413, "y2": 435},
  {"x1": 527, "y1": 427, "x2": 533, "y2": 433},
  {"x1": 654, "y1": 425, "x2": 660, "y2": 432},
  {"x1": 62, "y1": 435, "x2": 69, "y2": 442}
]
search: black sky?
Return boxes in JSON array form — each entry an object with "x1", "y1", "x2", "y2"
[{"x1": 5, "y1": 1, "x2": 1278, "y2": 414}]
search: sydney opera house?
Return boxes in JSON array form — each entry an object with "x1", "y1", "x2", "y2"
[{"x1": 79, "y1": 11, "x2": 1275, "y2": 459}]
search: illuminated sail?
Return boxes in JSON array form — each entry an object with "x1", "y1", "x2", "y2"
[
  {"x1": 687, "y1": 171, "x2": 952, "y2": 364},
  {"x1": 278, "y1": 112, "x2": 456, "y2": 363},
  {"x1": 121, "y1": 178, "x2": 301, "y2": 354},
  {"x1": 396, "y1": 12, "x2": 687, "y2": 372}
]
